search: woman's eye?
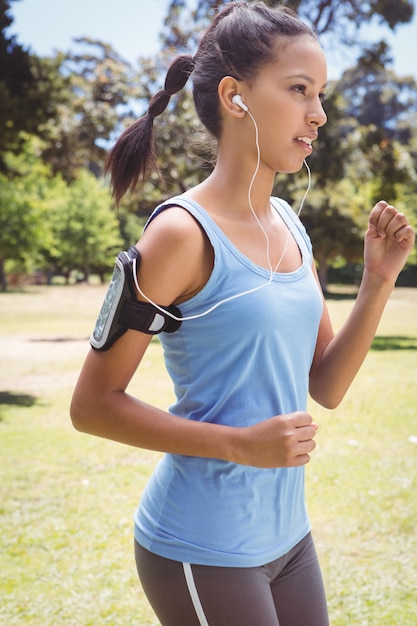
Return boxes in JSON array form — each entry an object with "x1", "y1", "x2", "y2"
[
  {"x1": 319, "y1": 92, "x2": 327, "y2": 103},
  {"x1": 292, "y1": 84, "x2": 306, "y2": 95}
]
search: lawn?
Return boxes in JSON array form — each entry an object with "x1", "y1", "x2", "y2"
[{"x1": 1, "y1": 284, "x2": 416, "y2": 625}]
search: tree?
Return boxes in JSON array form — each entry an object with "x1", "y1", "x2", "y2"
[
  {"x1": 2, "y1": 0, "x2": 415, "y2": 288},
  {"x1": 0, "y1": 0, "x2": 68, "y2": 173},
  {"x1": 279, "y1": 0, "x2": 414, "y2": 41},
  {"x1": 339, "y1": 62, "x2": 417, "y2": 145},
  {"x1": 0, "y1": 135, "x2": 128, "y2": 288},
  {"x1": 300, "y1": 180, "x2": 370, "y2": 292},
  {"x1": 337, "y1": 62, "x2": 417, "y2": 204},
  {"x1": 0, "y1": 135, "x2": 60, "y2": 290},
  {"x1": 40, "y1": 39, "x2": 142, "y2": 182},
  {"x1": 1, "y1": 3, "x2": 140, "y2": 182},
  {"x1": 47, "y1": 170, "x2": 122, "y2": 283}
]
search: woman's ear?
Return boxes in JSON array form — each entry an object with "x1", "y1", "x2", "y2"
[{"x1": 218, "y1": 76, "x2": 246, "y2": 117}]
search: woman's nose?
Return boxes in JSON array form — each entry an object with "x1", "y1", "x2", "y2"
[{"x1": 308, "y1": 102, "x2": 327, "y2": 128}]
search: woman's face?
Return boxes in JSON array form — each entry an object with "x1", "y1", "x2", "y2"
[{"x1": 245, "y1": 35, "x2": 328, "y2": 174}]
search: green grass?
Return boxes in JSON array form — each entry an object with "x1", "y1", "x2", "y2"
[
  {"x1": 307, "y1": 289, "x2": 417, "y2": 626},
  {"x1": 1, "y1": 285, "x2": 416, "y2": 625}
]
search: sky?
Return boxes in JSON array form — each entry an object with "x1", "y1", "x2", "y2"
[{"x1": 9, "y1": 0, "x2": 417, "y2": 81}]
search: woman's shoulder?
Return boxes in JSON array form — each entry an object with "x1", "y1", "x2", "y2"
[
  {"x1": 143, "y1": 201, "x2": 206, "y2": 253},
  {"x1": 137, "y1": 200, "x2": 213, "y2": 305}
]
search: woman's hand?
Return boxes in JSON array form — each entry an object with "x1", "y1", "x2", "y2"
[
  {"x1": 233, "y1": 412, "x2": 318, "y2": 468},
  {"x1": 365, "y1": 201, "x2": 415, "y2": 284}
]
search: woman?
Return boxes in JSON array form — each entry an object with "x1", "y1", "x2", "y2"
[{"x1": 70, "y1": 3, "x2": 415, "y2": 625}]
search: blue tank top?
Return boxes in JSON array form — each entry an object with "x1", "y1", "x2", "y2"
[{"x1": 134, "y1": 195, "x2": 323, "y2": 567}]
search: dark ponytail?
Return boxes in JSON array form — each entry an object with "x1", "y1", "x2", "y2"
[{"x1": 104, "y1": 54, "x2": 195, "y2": 204}]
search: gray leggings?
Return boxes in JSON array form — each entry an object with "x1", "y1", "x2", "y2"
[{"x1": 134, "y1": 533, "x2": 329, "y2": 626}]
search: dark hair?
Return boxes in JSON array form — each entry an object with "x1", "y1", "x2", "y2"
[{"x1": 105, "y1": 1, "x2": 316, "y2": 204}]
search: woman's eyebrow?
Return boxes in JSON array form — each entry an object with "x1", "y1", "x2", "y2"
[{"x1": 286, "y1": 73, "x2": 328, "y2": 89}]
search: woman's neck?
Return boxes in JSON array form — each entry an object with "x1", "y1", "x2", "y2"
[{"x1": 187, "y1": 160, "x2": 275, "y2": 220}]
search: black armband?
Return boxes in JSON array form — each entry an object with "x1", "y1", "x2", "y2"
[{"x1": 89, "y1": 247, "x2": 182, "y2": 351}]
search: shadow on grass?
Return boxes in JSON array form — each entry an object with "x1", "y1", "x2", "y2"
[
  {"x1": 0, "y1": 391, "x2": 37, "y2": 422},
  {"x1": 28, "y1": 337, "x2": 87, "y2": 343},
  {"x1": 324, "y1": 290, "x2": 358, "y2": 301},
  {"x1": 28, "y1": 336, "x2": 160, "y2": 344},
  {"x1": 371, "y1": 336, "x2": 417, "y2": 351},
  {"x1": 0, "y1": 391, "x2": 37, "y2": 406}
]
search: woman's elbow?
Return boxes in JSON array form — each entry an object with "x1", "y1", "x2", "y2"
[
  {"x1": 70, "y1": 388, "x2": 94, "y2": 433},
  {"x1": 314, "y1": 395, "x2": 342, "y2": 411},
  {"x1": 309, "y1": 382, "x2": 344, "y2": 410}
]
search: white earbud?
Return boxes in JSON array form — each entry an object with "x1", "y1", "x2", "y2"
[{"x1": 232, "y1": 94, "x2": 249, "y2": 112}]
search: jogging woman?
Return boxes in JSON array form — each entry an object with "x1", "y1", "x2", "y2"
[{"x1": 71, "y1": 3, "x2": 415, "y2": 624}]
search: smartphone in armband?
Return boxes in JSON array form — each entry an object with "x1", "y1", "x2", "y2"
[{"x1": 89, "y1": 247, "x2": 182, "y2": 351}]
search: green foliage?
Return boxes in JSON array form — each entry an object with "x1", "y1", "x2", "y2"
[
  {"x1": 46, "y1": 170, "x2": 123, "y2": 282},
  {"x1": 300, "y1": 180, "x2": 366, "y2": 290},
  {"x1": 307, "y1": 91, "x2": 350, "y2": 186},
  {"x1": 339, "y1": 65, "x2": 417, "y2": 144},
  {"x1": 282, "y1": 0, "x2": 414, "y2": 34},
  {"x1": 0, "y1": 137, "x2": 125, "y2": 289},
  {"x1": 0, "y1": 1, "x2": 69, "y2": 171},
  {"x1": 0, "y1": 0, "x2": 416, "y2": 287},
  {"x1": 0, "y1": 136, "x2": 59, "y2": 289},
  {"x1": 42, "y1": 39, "x2": 142, "y2": 181}
]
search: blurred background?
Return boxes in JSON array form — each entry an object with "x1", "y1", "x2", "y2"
[{"x1": 1, "y1": 0, "x2": 417, "y2": 293}]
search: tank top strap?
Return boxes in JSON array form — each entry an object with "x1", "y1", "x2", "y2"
[
  {"x1": 270, "y1": 197, "x2": 313, "y2": 260},
  {"x1": 144, "y1": 195, "x2": 225, "y2": 252}
]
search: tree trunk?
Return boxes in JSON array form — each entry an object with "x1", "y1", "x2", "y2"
[
  {"x1": 0, "y1": 257, "x2": 7, "y2": 292},
  {"x1": 317, "y1": 260, "x2": 329, "y2": 295}
]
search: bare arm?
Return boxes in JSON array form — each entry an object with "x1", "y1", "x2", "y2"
[
  {"x1": 309, "y1": 201, "x2": 415, "y2": 409},
  {"x1": 70, "y1": 332, "x2": 317, "y2": 468},
  {"x1": 71, "y1": 330, "x2": 238, "y2": 459}
]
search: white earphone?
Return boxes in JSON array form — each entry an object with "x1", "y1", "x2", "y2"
[{"x1": 232, "y1": 94, "x2": 249, "y2": 112}]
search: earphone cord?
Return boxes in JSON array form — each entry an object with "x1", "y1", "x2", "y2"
[
  {"x1": 271, "y1": 157, "x2": 311, "y2": 276},
  {"x1": 132, "y1": 150, "x2": 312, "y2": 323},
  {"x1": 246, "y1": 109, "x2": 273, "y2": 277}
]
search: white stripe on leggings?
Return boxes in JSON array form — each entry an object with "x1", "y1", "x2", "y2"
[{"x1": 182, "y1": 562, "x2": 210, "y2": 626}]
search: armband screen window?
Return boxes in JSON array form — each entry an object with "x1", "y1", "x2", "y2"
[{"x1": 90, "y1": 247, "x2": 181, "y2": 351}]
